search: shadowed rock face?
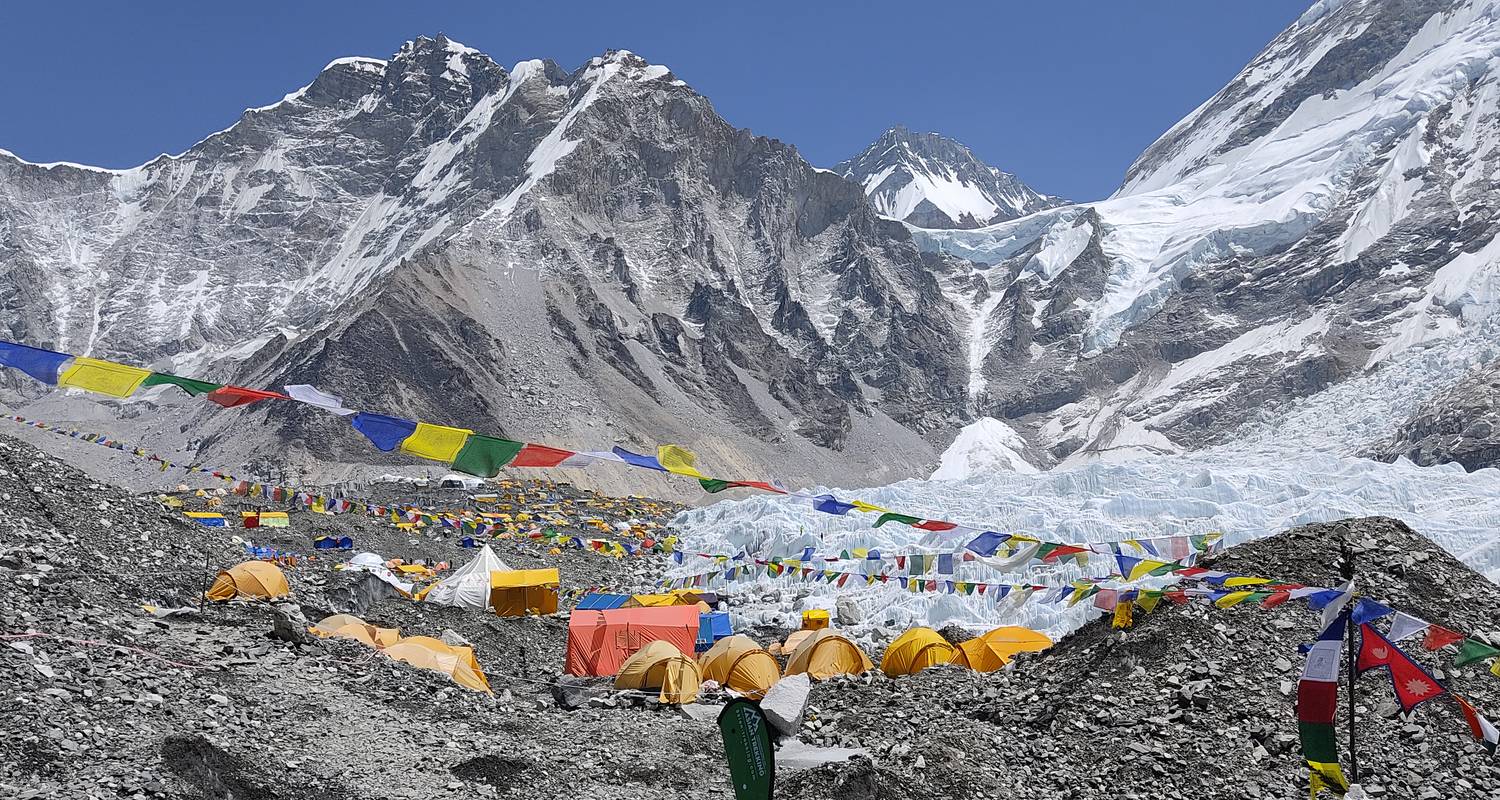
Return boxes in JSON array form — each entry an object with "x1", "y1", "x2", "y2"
[
  {"x1": 1369, "y1": 357, "x2": 1500, "y2": 471},
  {"x1": 0, "y1": 36, "x2": 970, "y2": 488}
]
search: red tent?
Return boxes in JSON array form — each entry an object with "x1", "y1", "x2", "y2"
[{"x1": 564, "y1": 606, "x2": 700, "y2": 676}]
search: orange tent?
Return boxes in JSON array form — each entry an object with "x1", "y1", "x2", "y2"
[
  {"x1": 949, "y1": 626, "x2": 1052, "y2": 672},
  {"x1": 204, "y1": 561, "x2": 289, "y2": 601},
  {"x1": 564, "y1": 605, "x2": 700, "y2": 677}
]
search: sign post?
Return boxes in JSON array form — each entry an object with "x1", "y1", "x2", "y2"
[{"x1": 717, "y1": 698, "x2": 775, "y2": 800}]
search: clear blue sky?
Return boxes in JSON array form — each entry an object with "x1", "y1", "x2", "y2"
[{"x1": 0, "y1": 1, "x2": 1312, "y2": 201}]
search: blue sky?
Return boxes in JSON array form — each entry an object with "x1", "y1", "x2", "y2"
[{"x1": 0, "y1": 1, "x2": 1311, "y2": 200}]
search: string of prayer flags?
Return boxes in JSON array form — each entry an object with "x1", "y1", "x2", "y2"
[
  {"x1": 1356, "y1": 622, "x2": 1446, "y2": 714},
  {"x1": 1298, "y1": 608, "x2": 1350, "y2": 798}
]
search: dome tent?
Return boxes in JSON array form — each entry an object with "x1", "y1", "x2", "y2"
[
  {"x1": 950, "y1": 626, "x2": 1052, "y2": 672},
  {"x1": 382, "y1": 636, "x2": 491, "y2": 693},
  {"x1": 784, "y1": 629, "x2": 872, "y2": 680},
  {"x1": 699, "y1": 635, "x2": 780, "y2": 698},
  {"x1": 204, "y1": 561, "x2": 289, "y2": 602},
  {"x1": 614, "y1": 640, "x2": 702, "y2": 704},
  {"x1": 881, "y1": 627, "x2": 956, "y2": 677}
]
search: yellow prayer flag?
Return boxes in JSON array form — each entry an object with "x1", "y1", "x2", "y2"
[
  {"x1": 1127, "y1": 558, "x2": 1171, "y2": 582},
  {"x1": 1223, "y1": 576, "x2": 1271, "y2": 587},
  {"x1": 850, "y1": 500, "x2": 888, "y2": 513},
  {"x1": 1137, "y1": 592, "x2": 1163, "y2": 614},
  {"x1": 57, "y1": 357, "x2": 151, "y2": 398},
  {"x1": 656, "y1": 444, "x2": 706, "y2": 478},
  {"x1": 399, "y1": 422, "x2": 474, "y2": 463},
  {"x1": 1214, "y1": 590, "x2": 1254, "y2": 608}
]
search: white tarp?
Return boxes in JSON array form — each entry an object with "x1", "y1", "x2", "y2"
[
  {"x1": 343, "y1": 552, "x2": 414, "y2": 595},
  {"x1": 423, "y1": 544, "x2": 511, "y2": 609}
]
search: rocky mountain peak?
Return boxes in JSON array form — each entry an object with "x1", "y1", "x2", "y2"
[{"x1": 834, "y1": 125, "x2": 1064, "y2": 229}]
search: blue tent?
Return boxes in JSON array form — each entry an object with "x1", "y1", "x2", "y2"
[
  {"x1": 696, "y1": 612, "x2": 733, "y2": 652},
  {"x1": 313, "y1": 536, "x2": 338, "y2": 550},
  {"x1": 460, "y1": 536, "x2": 481, "y2": 548},
  {"x1": 576, "y1": 592, "x2": 631, "y2": 611}
]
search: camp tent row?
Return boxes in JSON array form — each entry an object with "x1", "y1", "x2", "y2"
[{"x1": 881, "y1": 626, "x2": 1052, "y2": 676}]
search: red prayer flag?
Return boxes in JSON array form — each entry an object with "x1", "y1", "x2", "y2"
[
  {"x1": 510, "y1": 444, "x2": 576, "y2": 467},
  {"x1": 913, "y1": 520, "x2": 958, "y2": 532},
  {"x1": 1423, "y1": 625, "x2": 1465, "y2": 651},
  {"x1": 1261, "y1": 591, "x2": 1292, "y2": 609},
  {"x1": 207, "y1": 386, "x2": 287, "y2": 408}
]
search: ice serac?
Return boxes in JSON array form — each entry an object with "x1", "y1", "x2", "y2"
[
  {"x1": 0, "y1": 37, "x2": 973, "y2": 491},
  {"x1": 834, "y1": 125, "x2": 1065, "y2": 230},
  {"x1": 915, "y1": 0, "x2": 1500, "y2": 469}
]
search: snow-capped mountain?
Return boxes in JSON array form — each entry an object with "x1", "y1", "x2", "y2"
[
  {"x1": 0, "y1": 35, "x2": 971, "y2": 489},
  {"x1": 834, "y1": 126, "x2": 1065, "y2": 229},
  {"x1": 913, "y1": 0, "x2": 1500, "y2": 467}
]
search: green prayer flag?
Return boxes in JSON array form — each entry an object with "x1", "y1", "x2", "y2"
[
  {"x1": 700, "y1": 478, "x2": 731, "y2": 493},
  {"x1": 1455, "y1": 638, "x2": 1500, "y2": 666},
  {"x1": 450, "y1": 435, "x2": 524, "y2": 478},
  {"x1": 141, "y1": 372, "x2": 222, "y2": 396},
  {"x1": 874, "y1": 512, "x2": 921, "y2": 528}
]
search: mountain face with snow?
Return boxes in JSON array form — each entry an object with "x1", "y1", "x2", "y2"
[
  {"x1": 912, "y1": 0, "x2": 1500, "y2": 468},
  {"x1": 0, "y1": 36, "x2": 971, "y2": 488},
  {"x1": 834, "y1": 125, "x2": 1065, "y2": 229}
]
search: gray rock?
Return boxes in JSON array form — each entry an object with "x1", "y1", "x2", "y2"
[{"x1": 760, "y1": 673, "x2": 812, "y2": 737}]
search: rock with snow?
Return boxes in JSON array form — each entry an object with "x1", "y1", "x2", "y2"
[{"x1": 760, "y1": 673, "x2": 813, "y2": 737}]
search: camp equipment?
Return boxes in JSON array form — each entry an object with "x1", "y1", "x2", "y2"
[
  {"x1": 801, "y1": 609, "x2": 830, "y2": 630},
  {"x1": 419, "y1": 544, "x2": 509, "y2": 609},
  {"x1": 784, "y1": 629, "x2": 873, "y2": 680},
  {"x1": 949, "y1": 626, "x2": 1052, "y2": 672},
  {"x1": 699, "y1": 635, "x2": 780, "y2": 699},
  {"x1": 614, "y1": 640, "x2": 703, "y2": 704},
  {"x1": 881, "y1": 627, "x2": 956, "y2": 677},
  {"x1": 204, "y1": 561, "x2": 290, "y2": 601},
  {"x1": 697, "y1": 611, "x2": 734, "y2": 652}
]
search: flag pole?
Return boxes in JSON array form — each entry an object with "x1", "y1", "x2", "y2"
[{"x1": 1340, "y1": 536, "x2": 1360, "y2": 787}]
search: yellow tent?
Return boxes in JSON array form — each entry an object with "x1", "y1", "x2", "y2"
[
  {"x1": 330, "y1": 622, "x2": 401, "y2": 648},
  {"x1": 204, "y1": 561, "x2": 290, "y2": 602},
  {"x1": 309, "y1": 614, "x2": 366, "y2": 636},
  {"x1": 699, "y1": 635, "x2": 780, "y2": 699},
  {"x1": 489, "y1": 568, "x2": 560, "y2": 617},
  {"x1": 784, "y1": 629, "x2": 873, "y2": 680},
  {"x1": 881, "y1": 627, "x2": 956, "y2": 677},
  {"x1": 949, "y1": 626, "x2": 1052, "y2": 672},
  {"x1": 626, "y1": 589, "x2": 709, "y2": 611},
  {"x1": 773, "y1": 628, "x2": 816, "y2": 657},
  {"x1": 614, "y1": 640, "x2": 702, "y2": 704},
  {"x1": 382, "y1": 636, "x2": 492, "y2": 693}
]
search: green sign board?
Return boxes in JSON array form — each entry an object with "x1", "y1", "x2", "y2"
[{"x1": 718, "y1": 698, "x2": 775, "y2": 800}]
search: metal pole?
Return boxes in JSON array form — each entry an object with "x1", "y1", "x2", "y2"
[{"x1": 1341, "y1": 537, "x2": 1360, "y2": 787}]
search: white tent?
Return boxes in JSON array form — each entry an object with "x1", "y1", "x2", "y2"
[
  {"x1": 342, "y1": 552, "x2": 414, "y2": 595},
  {"x1": 423, "y1": 545, "x2": 511, "y2": 609}
]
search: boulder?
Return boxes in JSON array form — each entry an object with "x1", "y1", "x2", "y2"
[
  {"x1": 760, "y1": 673, "x2": 812, "y2": 737},
  {"x1": 551, "y1": 676, "x2": 606, "y2": 711},
  {"x1": 835, "y1": 596, "x2": 864, "y2": 626}
]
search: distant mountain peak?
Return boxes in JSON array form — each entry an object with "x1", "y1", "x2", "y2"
[{"x1": 834, "y1": 126, "x2": 1064, "y2": 229}]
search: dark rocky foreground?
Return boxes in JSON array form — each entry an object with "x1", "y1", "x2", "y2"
[{"x1": 2, "y1": 432, "x2": 1499, "y2": 799}]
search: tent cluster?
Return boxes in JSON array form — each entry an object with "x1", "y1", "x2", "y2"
[
  {"x1": 416, "y1": 545, "x2": 559, "y2": 617},
  {"x1": 880, "y1": 626, "x2": 1052, "y2": 676},
  {"x1": 307, "y1": 614, "x2": 491, "y2": 693}
]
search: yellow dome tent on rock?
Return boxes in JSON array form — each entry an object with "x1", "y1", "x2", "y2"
[
  {"x1": 881, "y1": 627, "x2": 956, "y2": 677},
  {"x1": 784, "y1": 629, "x2": 873, "y2": 680},
  {"x1": 382, "y1": 636, "x2": 492, "y2": 693},
  {"x1": 698, "y1": 635, "x2": 781, "y2": 699},
  {"x1": 204, "y1": 561, "x2": 290, "y2": 602},
  {"x1": 949, "y1": 626, "x2": 1052, "y2": 672},
  {"x1": 613, "y1": 640, "x2": 702, "y2": 704}
]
